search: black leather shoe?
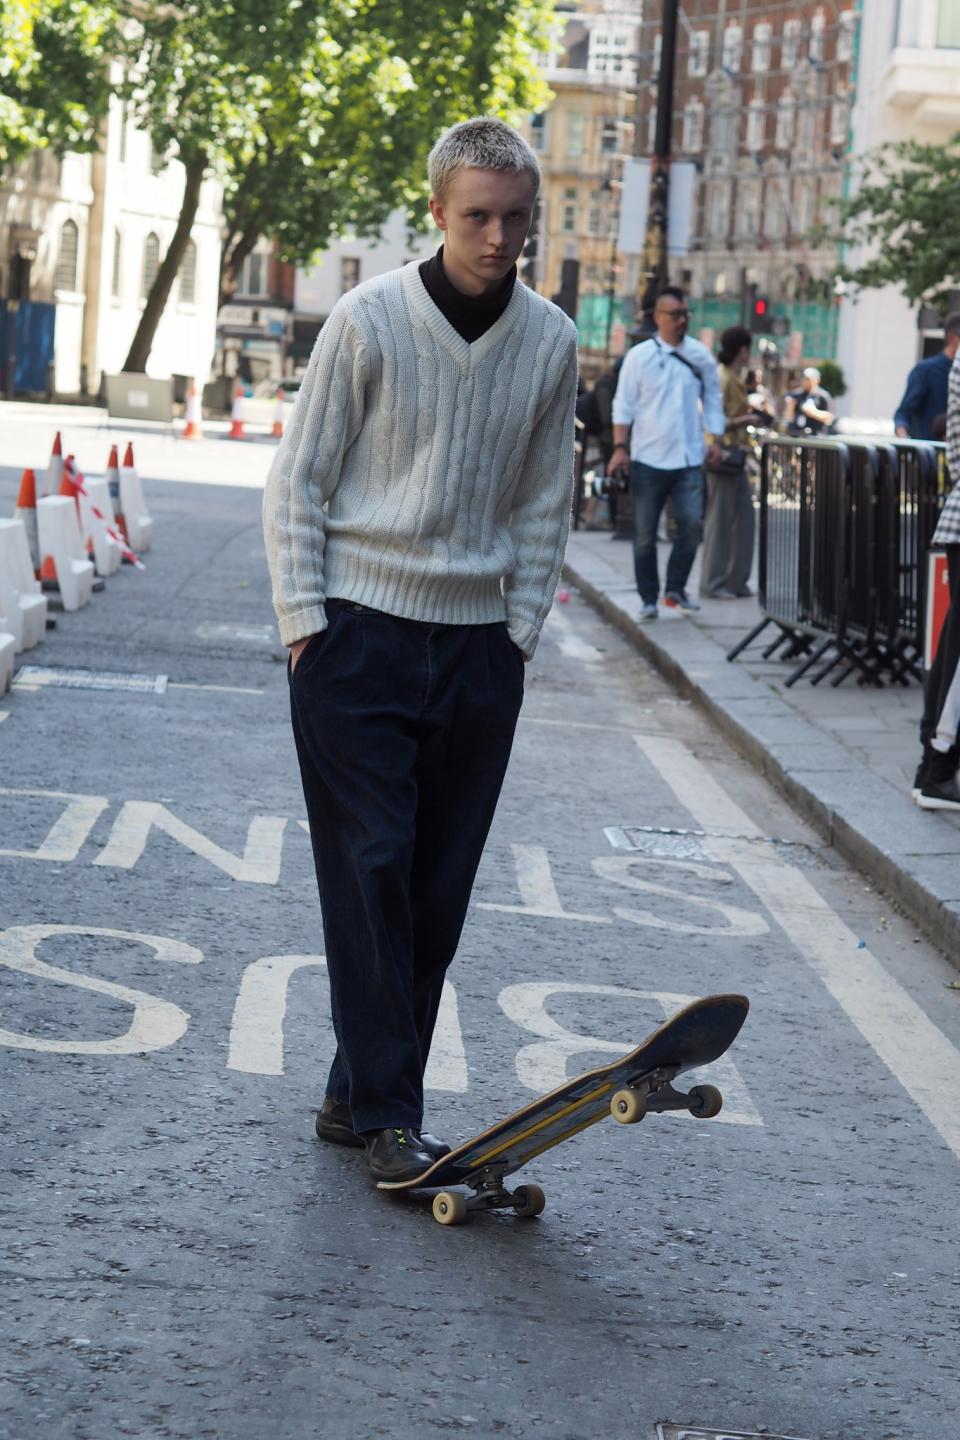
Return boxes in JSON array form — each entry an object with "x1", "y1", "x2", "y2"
[
  {"x1": 314, "y1": 1098, "x2": 365, "y2": 1148},
  {"x1": 918, "y1": 773, "x2": 960, "y2": 811},
  {"x1": 416, "y1": 1130, "x2": 452, "y2": 1160},
  {"x1": 363, "y1": 1128, "x2": 434, "y2": 1182}
]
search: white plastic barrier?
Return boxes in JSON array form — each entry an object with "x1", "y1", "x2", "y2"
[
  {"x1": 78, "y1": 475, "x2": 122, "y2": 577},
  {"x1": 120, "y1": 463, "x2": 153, "y2": 552},
  {"x1": 0, "y1": 518, "x2": 47, "y2": 651},
  {"x1": 0, "y1": 632, "x2": 14, "y2": 695},
  {"x1": 36, "y1": 496, "x2": 95, "y2": 611}
]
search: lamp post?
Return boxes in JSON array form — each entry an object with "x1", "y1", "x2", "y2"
[{"x1": 636, "y1": 0, "x2": 679, "y2": 335}]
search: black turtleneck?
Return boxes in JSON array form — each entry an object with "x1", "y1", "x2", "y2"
[{"x1": 418, "y1": 246, "x2": 516, "y2": 343}]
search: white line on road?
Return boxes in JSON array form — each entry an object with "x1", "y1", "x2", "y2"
[
  {"x1": 167, "y1": 682, "x2": 265, "y2": 695},
  {"x1": 635, "y1": 732, "x2": 960, "y2": 1163}
]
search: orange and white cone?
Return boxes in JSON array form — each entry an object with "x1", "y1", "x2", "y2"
[
  {"x1": 44, "y1": 431, "x2": 63, "y2": 499},
  {"x1": 271, "y1": 388, "x2": 286, "y2": 439},
  {"x1": 182, "y1": 379, "x2": 203, "y2": 441},
  {"x1": 227, "y1": 382, "x2": 246, "y2": 440},
  {"x1": 108, "y1": 445, "x2": 126, "y2": 538},
  {"x1": 14, "y1": 467, "x2": 40, "y2": 573}
]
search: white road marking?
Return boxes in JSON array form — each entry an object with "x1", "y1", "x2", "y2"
[
  {"x1": 168, "y1": 682, "x2": 265, "y2": 695},
  {"x1": 0, "y1": 788, "x2": 108, "y2": 863},
  {"x1": 592, "y1": 853, "x2": 770, "y2": 936},
  {"x1": 635, "y1": 732, "x2": 960, "y2": 1161},
  {"x1": 94, "y1": 802, "x2": 287, "y2": 883},
  {"x1": 0, "y1": 710, "x2": 9, "y2": 723},
  {"x1": 477, "y1": 843, "x2": 611, "y2": 924},
  {"x1": 0, "y1": 924, "x2": 201, "y2": 1055},
  {"x1": 497, "y1": 982, "x2": 761, "y2": 1126}
]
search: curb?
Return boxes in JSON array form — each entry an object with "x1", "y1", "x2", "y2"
[{"x1": 563, "y1": 537, "x2": 960, "y2": 966}]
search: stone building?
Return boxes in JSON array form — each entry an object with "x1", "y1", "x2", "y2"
[
  {"x1": 636, "y1": 0, "x2": 859, "y2": 370},
  {"x1": 0, "y1": 93, "x2": 223, "y2": 397}
]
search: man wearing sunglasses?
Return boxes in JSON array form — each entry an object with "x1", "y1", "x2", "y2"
[{"x1": 610, "y1": 286, "x2": 725, "y2": 619}]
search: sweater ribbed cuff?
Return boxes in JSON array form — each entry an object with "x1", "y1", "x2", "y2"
[
  {"x1": 507, "y1": 618, "x2": 539, "y2": 660},
  {"x1": 279, "y1": 605, "x2": 328, "y2": 648}
]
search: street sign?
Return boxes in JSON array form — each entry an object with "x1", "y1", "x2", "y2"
[
  {"x1": 618, "y1": 158, "x2": 696, "y2": 257},
  {"x1": 925, "y1": 550, "x2": 951, "y2": 669}
]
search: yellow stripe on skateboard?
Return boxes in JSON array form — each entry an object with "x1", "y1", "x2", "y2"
[{"x1": 471, "y1": 1081, "x2": 614, "y2": 1166}]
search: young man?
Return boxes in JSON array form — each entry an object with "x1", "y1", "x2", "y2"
[
  {"x1": 895, "y1": 314, "x2": 960, "y2": 440},
  {"x1": 609, "y1": 287, "x2": 725, "y2": 619},
  {"x1": 784, "y1": 368, "x2": 835, "y2": 437},
  {"x1": 263, "y1": 118, "x2": 578, "y2": 1183}
]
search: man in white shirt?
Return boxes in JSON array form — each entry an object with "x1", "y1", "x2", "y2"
[{"x1": 610, "y1": 287, "x2": 725, "y2": 618}]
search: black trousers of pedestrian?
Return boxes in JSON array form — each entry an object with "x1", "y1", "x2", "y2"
[
  {"x1": 289, "y1": 599, "x2": 524, "y2": 1134},
  {"x1": 921, "y1": 546, "x2": 960, "y2": 766}
]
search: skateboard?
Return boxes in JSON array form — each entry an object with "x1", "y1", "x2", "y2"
[{"x1": 379, "y1": 992, "x2": 749, "y2": 1225}]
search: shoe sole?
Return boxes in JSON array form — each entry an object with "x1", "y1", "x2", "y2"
[{"x1": 916, "y1": 795, "x2": 960, "y2": 810}]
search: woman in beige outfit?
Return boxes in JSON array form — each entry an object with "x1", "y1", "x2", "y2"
[{"x1": 700, "y1": 326, "x2": 756, "y2": 599}]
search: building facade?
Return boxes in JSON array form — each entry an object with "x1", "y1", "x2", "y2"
[
  {"x1": 526, "y1": 1, "x2": 641, "y2": 363},
  {"x1": 216, "y1": 242, "x2": 296, "y2": 385},
  {"x1": 838, "y1": 0, "x2": 960, "y2": 423},
  {"x1": 0, "y1": 91, "x2": 223, "y2": 397},
  {"x1": 636, "y1": 0, "x2": 859, "y2": 375}
]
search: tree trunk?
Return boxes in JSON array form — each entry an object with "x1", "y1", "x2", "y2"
[
  {"x1": 122, "y1": 151, "x2": 207, "y2": 373},
  {"x1": 218, "y1": 225, "x2": 261, "y2": 311}
]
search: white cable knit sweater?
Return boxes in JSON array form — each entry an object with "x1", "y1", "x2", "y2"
[{"x1": 263, "y1": 261, "x2": 579, "y2": 658}]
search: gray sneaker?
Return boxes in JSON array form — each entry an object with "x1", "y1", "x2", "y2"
[
  {"x1": 663, "y1": 591, "x2": 701, "y2": 612},
  {"x1": 639, "y1": 601, "x2": 658, "y2": 621}
]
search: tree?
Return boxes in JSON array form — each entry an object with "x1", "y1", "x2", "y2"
[
  {"x1": 832, "y1": 133, "x2": 960, "y2": 308},
  {"x1": 119, "y1": 0, "x2": 553, "y2": 371},
  {"x1": 0, "y1": 0, "x2": 118, "y2": 169}
]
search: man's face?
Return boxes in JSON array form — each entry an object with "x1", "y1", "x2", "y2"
[
  {"x1": 654, "y1": 296, "x2": 689, "y2": 344},
  {"x1": 429, "y1": 167, "x2": 537, "y2": 293},
  {"x1": 803, "y1": 374, "x2": 817, "y2": 393}
]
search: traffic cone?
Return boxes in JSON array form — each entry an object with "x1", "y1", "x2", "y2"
[
  {"x1": 182, "y1": 378, "x2": 203, "y2": 440},
  {"x1": 271, "y1": 388, "x2": 286, "y2": 439},
  {"x1": 60, "y1": 454, "x2": 82, "y2": 503},
  {"x1": 14, "y1": 467, "x2": 40, "y2": 573},
  {"x1": 44, "y1": 431, "x2": 63, "y2": 499},
  {"x1": 227, "y1": 382, "x2": 246, "y2": 440},
  {"x1": 110, "y1": 445, "x2": 126, "y2": 539}
]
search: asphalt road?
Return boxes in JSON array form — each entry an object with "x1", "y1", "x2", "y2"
[{"x1": 2, "y1": 426, "x2": 959, "y2": 1440}]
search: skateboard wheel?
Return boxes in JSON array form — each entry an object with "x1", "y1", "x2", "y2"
[
  {"x1": 513, "y1": 1184, "x2": 546, "y2": 1219},
  {"x1": 611, "y1": 1089, "x2": 646, "y2": 1124},
  {"x1": 433, "y1": 1191, "x2": 468, "y2": 1226},
  {"x1": 688, "y1": 1083, "x2": 723, "y2": 1119}
]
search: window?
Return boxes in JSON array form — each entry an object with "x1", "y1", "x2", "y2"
[
  {"x1": 722, "y1": 24, "x2": 743, "y2": 72},
  {"x1": 707, "y1": 183, "x2": 731, "y2": 241},
  {"x1": 111, "y1": 229, "x2": 122, "y2": 299},
  {"x1": 938, "y1": 1, "x2": 960, "y2": 46},
  {"x1": 775, "y1": 91, "x2": 795, "y2": 150},
  {"x1": 239, "y1": 251, "x2": 266, "y2": 296},
  {"x1": 765, "y1": 180, "x2": 787, "y2": 240},
  {"x1": 837, "y1": 10, "x2": 856, "y2": 63},
  {"x1": 751, "y1": 22, "x2": 772, "y2": 72},
  {"x1": 530, "y1": 112, "x2": 548, "y2": 152},
  {"x1": 795, "y1": 178, "x2": 814, "y2": 236},
  {"x1": 587, "y1": 194, "x2": 603, "y2": 238},
  {"x1": 737, "y1": 180, "x2": 761, "y2": 240},
  {"x1": 830, "y1": 92, "x2": 850, "y2": 147},
  {"x1": 652, "y1": 32, "x2": 662, "y2": 76},
  {"x1": 682, "y1": 99, "x2": 705, "y2": 153},
  {"x1": 600, "y1": 119, "x2": 618, "y2": 155},
  {"x1": 55, "y1": 220, "x2": 79, "y2": 291},
  {"x1": 180, "y1": 239, "x2": 197, "y2": 304},
  {"x1": 341, "y1": 256, "x2": 360, "y2": 293},
  {"x1": 809, "y1": 9, "x2": 826, "y2": 63},
  {"x1": 566, "y1": 111, "x2": 584, "y2": 159},
  {"x1": 797, "y1": 103, "x2": 817, "y2": 154},
  {"x1": 141, "y1": 232, "x2": 160, "y2": 299},
  {"x1": 562, "y1": 187, "x2": 577, "y2": 234},
  {"x1": 118, "y1": 102, "x2": 128, "y2": 163},
  {"x1": 782, "y1": 18, "x2": 802, "y2": 69},
  {"x1": 32, "y1": 150, "x2": 44, "y2": 180},
  {"x1": 745, "y1": 99, "x2": 765, "y2": 152},
  {"x1": 688, "y1": 30, "x2": 709, "y2": 77},
  {"x1": 147, "y1": 138, "x2": 164, "y2": 175},
  {"x1": 710, "y1": 105, "x2": 736, "y2": 158}
]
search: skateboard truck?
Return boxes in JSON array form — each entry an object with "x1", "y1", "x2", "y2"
[
  {"x1": 432, "y1": 1164, "x2": 547, "y2": 1226},
  {"x1": 610, "y1": 1066, "x2": 724, "y2": 1124}
]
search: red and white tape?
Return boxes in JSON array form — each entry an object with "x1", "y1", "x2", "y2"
[{"x1": 64, "y1": 457, "x2": 145, "y2": 571}]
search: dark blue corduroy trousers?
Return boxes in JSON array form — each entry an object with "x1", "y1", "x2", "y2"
[{"x1": 289, "y1": 598, "x2": 524, "y2": 1133}]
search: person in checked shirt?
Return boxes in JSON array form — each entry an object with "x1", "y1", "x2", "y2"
[
  {"x1": 916, "y1": 354, "x2": 960, "y2": 809},
  {"x1": 609, "y1": 286, "x2": 726, "y2": 620}
]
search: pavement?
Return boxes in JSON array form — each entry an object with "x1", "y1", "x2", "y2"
[{"x1": 563, "y1": 526, "x2": 960, "y2": 962}]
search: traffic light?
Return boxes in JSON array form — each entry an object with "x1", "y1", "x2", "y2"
[
  {"x1": 521, "y1": 196, "x2": 542, "y2": 287},
  {"x1": 750, "y1": 295, "x2": 772, "y2": 334}
]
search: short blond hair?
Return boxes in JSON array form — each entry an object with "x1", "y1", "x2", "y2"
[{"x1": 428, "y1": 117, "x2": 541, "y2": 201}]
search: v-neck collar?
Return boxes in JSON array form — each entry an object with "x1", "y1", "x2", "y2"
[{"x1": 402, "y1": 261, "x2": 527, "y2": 371}]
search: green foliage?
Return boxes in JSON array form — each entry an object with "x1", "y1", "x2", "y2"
[
  {"x1": 817, "y1": 360, "x2": 846, "y2": 399},
  {"x1": 0, "y1": 0, "x2": 118, "y2": 167},
  {"x1": 832, "y1": 133, "x2": 960, "y2": 307}
]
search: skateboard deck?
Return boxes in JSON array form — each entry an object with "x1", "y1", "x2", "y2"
[{"x1": 379, "y1": 992, "x2": 749, "y2": 1225}]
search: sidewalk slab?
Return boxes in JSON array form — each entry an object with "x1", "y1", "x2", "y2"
[{"x1": 564, "y1": 529, "x2": 960, "y2": 965}]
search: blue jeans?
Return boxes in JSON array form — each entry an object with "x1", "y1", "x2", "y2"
[{"x1": 630, "y1": 462, "x2": 705, "y2": 604}]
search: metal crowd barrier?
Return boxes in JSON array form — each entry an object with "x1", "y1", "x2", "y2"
[{"x1": 728, "y1": 435, "x2": 946, "y2": 687}]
